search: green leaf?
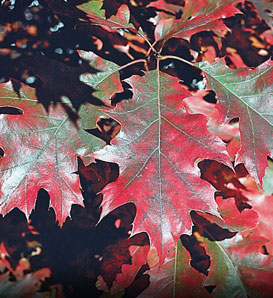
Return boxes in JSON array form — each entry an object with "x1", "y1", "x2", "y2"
[
  {"x1": 251, "y1": 0, "x2": 273, "y2": 28},
  {"x1": 78, "y1": 50, "x2": 123, "y2": 102},
  {"x1": 203, "y1": 234, "x2": 273, "y2": 298},
  {"x1": 77, "y1": 0, "x2": 105, "y2": 18},
  {"x1": 198, "y1": 59, "x2": 273, "y2": 185},
  {"x1": 77, "y1": 2, "x2": 135, "y2": 30},
  {"x1": 263, "y1": 158, "x2": 273, "y2": 195}
]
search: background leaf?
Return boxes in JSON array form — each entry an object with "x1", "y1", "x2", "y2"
[{"x1": 198, "y1": 59, "x2": 273, "y2": 184}]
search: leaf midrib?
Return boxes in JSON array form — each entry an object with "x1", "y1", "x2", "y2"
[{"x1": 157, "y1": 59, "x2": 164, "y2": 260}]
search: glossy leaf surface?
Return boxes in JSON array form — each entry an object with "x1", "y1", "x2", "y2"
[
  {"x1": 155, "y1": 0, "x2": 241, "y2": 41},
  {"x1": 199, "y1": 59, "x2": 273, "y2": 184},
  {"x1": 93, "y1": 70, "x2": 230, "y2": 261},
  {"x1": 203, "y1": 235, "x2": 273, "y2": 298},
  {"x1": 0, "y1": 54, "x2": 122, "y2": 224}
]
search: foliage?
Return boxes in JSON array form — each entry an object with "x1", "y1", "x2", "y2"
[{"x1": 0, "y1": 0, "x2": 272, "y2": 297}]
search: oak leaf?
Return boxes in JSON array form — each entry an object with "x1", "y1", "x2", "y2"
[
  {"x1": 78, "y1": 2, "x2": 136, "y2": 32},
  {"x1": 93, "y1": 69, "x2": 230, "y2": 262},
  {"x1": 198, "y1": 59, "x2": 273, "y2": 184},
  {"x1": 154, "y1": 0, "x2": 241, "y2": 41},
  {"x1": 0, "y1": 53, "x2": 123, "y2": 224}
]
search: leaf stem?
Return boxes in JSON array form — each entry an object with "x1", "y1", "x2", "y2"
[
  {"x1": 146, "y1": 40, "x2": 158, "y2": 58},
  {"x1": 138, "y1": 28, "x2": 157, "y2": 54}
]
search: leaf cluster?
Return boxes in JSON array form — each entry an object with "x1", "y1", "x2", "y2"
[{"x1": 0, "y1": 0, "x2": 273, "y2": 297}]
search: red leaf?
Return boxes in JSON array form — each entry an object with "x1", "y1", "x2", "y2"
[
  {"x1": 96, "y1": 233, "x2": 149, "y2": 291},
  {"x1": 154, "y1": 0, "x2": 241, "y2": 41},
  {"x1": 93, "y1": 70, "x2": 230, "y2": 262},
  {"x1": 0, "y1": 52, "x2": 123, "y2": 224},
  {"x1": 114, "y1": 245, "x2": 149, "y2": 290},
  {"x1": 200, "y1": 196, "x2": 259, "y2": 232},
  {"x1": 183, "y1": 91, "x2": 241, "y2": 159},
  {"x1": 241, "y1": 189, "x2": 273, "y2": 254}
]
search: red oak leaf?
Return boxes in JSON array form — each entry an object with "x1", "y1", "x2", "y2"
[
  {"x1": 93, "y1": 69, "x2": 230, "y2": 262},
  {"x1": 0, "y1": 82, "x2": 102, "y2": 224},
  {"x1": 198, "y1": 196, "x2": 259, "y2": 232},
  {"x1": 154, "y1": 0, "x2": 241, "y2": 42},
  {"x1": 0, "y1": 53, "x2": 123, "y2": 224}
]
